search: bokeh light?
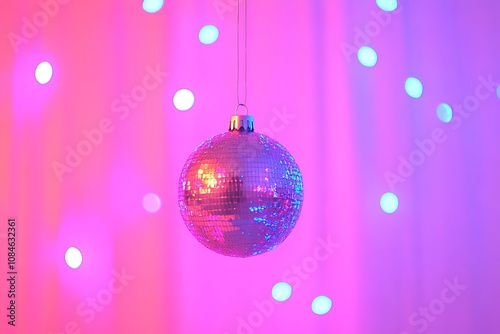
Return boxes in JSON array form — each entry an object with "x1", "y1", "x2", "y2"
[
  {"x1": 142, "y1": 0, "x2": 164, "y2": 13},
  {"x1": 173, "y1": 89, "x2": 195, "y2": 111},
  {"x1": 496, "y1": 85, "x2": 500, "y2": 99},
  {"x1": 65, "y1": 247, "x2": 83, "y2": 269},
  {"x1": 437, "y1": 103, "x2": 453, "y2": 123},
  {"x1": 35, "y1": 61, "x2": 53, "y2": 84},
  {"x1": 272, "y1": 282, "x2": 292, "y2": 302},
  {"x1": 358, "y1": 46, "x2": 378, "y2": 67},
  {"x1": 143, "y1": 193, "x2": 162, "y2": 213},
  {"x1": 199, "y1": 25, "x2": 219, "y2": 45},
  {"x1": 311, "y1": 296, "x2": 332, "y2": 315},
  {"x1": 405, "y1": 77, "x2": 423, "y2": 98},
  {"x1": 376, "y1": 0, "x2": 398, "y2": 11},
  {"x1": 380, "y1": 192, "x2": 399, "y2": 214}
]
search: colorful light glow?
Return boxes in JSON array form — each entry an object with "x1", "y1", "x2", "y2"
[
  {"x1": 199, "y1": 25, "x2": 219, "y2": 45},
  {"x1": 358, "y1": 46, "x2": 378, "y2": 67},
  {"x1": 272, "y1": 282, "x2": 292, "y2": 302},
  {"x1": 311, "y1": 296, "x2": 332, "y2": 315},
  {"x1": 35, "y1": 61, "x2": 53, "y2": 84},
  {"x1": 65, "y1": 247, "x2": 83, "y2": 269},
  {"x1": 173, "y1": 88, "x2": 195, "y2": 111},
  {"x1": 405, "y1": 77, "x2": 423, "y2": 98},
  {"x1": 376, "y1": 0, "x2": 398, "y2": 11},
  {"x1": 142, "y1": 193, "x2": 162, "y2": 213},
  {"x1": 142, "y1": 0, "x2": 164, "y2": 13},
  {"x1": 380, "y1": 192, "x2": 399, "y2": 214},
  {"x1": 437, "y1": 103, "x2": 453, "y2": 123}
]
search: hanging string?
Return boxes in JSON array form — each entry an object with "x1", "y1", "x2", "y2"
[{"x1": 236, "y1": 0, "x2": 248, "y2": 114}]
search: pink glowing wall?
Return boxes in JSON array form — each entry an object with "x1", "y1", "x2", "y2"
[{"x1": 1, "y1": 0, "x2": 500, "y2": 333}]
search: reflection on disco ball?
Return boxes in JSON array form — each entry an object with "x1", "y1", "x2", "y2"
[{"x1": 178, "y1": 115, "x2": 304, "y2": 257}]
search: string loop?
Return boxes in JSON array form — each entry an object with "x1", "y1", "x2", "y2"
[{"x1": 234, "y1": 103, "x2": 249, "y2": 115}]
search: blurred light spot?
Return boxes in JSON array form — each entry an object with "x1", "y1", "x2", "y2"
[
  {"x1": 35, "y1": 61, "x2": 53, "y2": 84},
  {"x1": 272, "y1": 282, "x2": 292, "y2": 302},
  {"x1": 143, "y1": 0, "x2": 163, "y2": 13},
  {"x1": 380, "y1": 192, "x2": 399, "y2": 214},
  {"x1": 358, "y1": 46, "x2": 378, "y2": 67},
  {"x1": 143, "y1": 193, "x2": 161, "y2": 213},
  {"x1": 199, "y1": 25, "x2": 219, "y2": 44},
  {"x1": 376, "y1": 0, "x2": 398, "y2": 11},
  {"x1": 437, "y1": 103, "x2": 453, "y2": 123},
  {"x1": 173, "y1": 89, "x2": 195, "y2": 111},
  {"x1": 497, "y1": 85, "x2": 500, "y2": 99},
  {"x1": 311, "y1": 296, "x2": 332, "y2": 315},
  {"x1": 405, "y1": 77, "x2": 423, "y2": 98},
  {"x1": 65, "y1": 247, "x2": 83, "y2": 269}
]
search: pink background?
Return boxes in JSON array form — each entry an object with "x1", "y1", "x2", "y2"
[{"x1": 1, "y1": 0, "x2": 500, "y2": 333}]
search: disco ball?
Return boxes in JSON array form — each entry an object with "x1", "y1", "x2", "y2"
[{"x1": 178, "y1": 114, "x2": 304, "y2": 257}]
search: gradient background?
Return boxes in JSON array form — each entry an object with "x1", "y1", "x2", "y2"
[{"x1": 1, "y1": 0, "x2": 500, "y2": 333}]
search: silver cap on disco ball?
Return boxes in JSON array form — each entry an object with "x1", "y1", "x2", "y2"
[{"x1": 229, "y1": 115, "x2": 254, "y2": 132}]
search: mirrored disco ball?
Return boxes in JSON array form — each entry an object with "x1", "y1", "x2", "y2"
[{"x1": 178, "y1": 115, "x2": 304, "y2": 257}]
